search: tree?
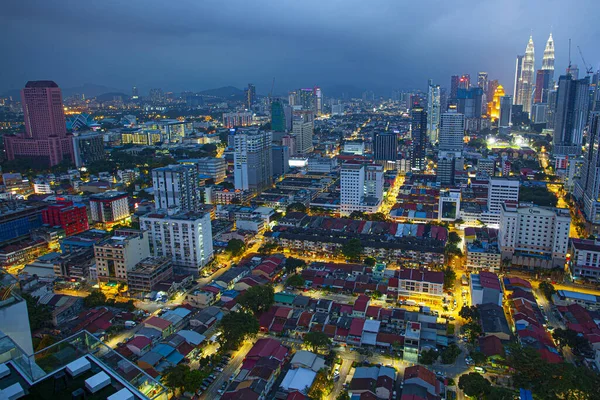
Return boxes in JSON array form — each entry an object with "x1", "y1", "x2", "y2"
[
  {"x1": 286, "y1": 274, "x2": 305, "y2": 289},
  {"x1": 364, "y1": 257, "x2": 376, "y2": 267},
  {"x1": 370, "y1": 290, "x2": 382, "y2": 300},
  {"x1": 286, "y1": 202, "x2": 307, "y2": 213},
  {"x1": 225, "y1": 239, "x2": 246, "y2": 258},
  {"x1": 162, "y1": 364, "x2": 189, "y2": 394},
  {"x1": 237, "y1": 285, "x2": 275, "y2": 315},
  {"x1": 459, "y1": 305, "x2": 480, "y2": 322},
  {"x1": 348, "y1": 211, "x2": 366, "y2": 220},
  {"x1": 448, "y1": 231, "x2": 461, "y2": 245},
  {"x1": 307, "y1": 369, "x2": 333, "y2": 399},
  {"x1": 552, "y1": 328, "x2": 591, "y2": 354},
  {"x1": 463, "y1": 322, "x2": 483, "y2": 343},
  {"x1": 218, "y1": 311, "x2": 259, "y2": 351},
  {"x1": 487, "y1": 387, "x2": 516, "y2": 400},
  {"x1": 21, "y1": 293, "x2": 52, "y2": 331},
  {"x1": 303, "y1": 331, "x2": 332, "y2": 353},
  {"x1": 441, "y1": 343, "x2": 461, "y2": 364},
  {"x1": 285, "y1": 257, "x2": 306, "y2": 274},
  {"x1": 458, "y1": 373, "x2": 491, "y2": 398},
  {"x1": 336, "y1": 392, "x2": 350, "y2": 400},
  {"x1": 258, "y1": 242, "x2": 278, "y2": 255},
  {"x1": 83, "y1": 289, "x2": 107, "y2": 308},
  {"x1": 469, "y1": 351, "x2": 488, "y2": 365},
  {"x1": 419, "y1": 349, "x2": 438, "y2": 365},
  {"x1": 539, "y1": 281, "x2": 556, "y2": 301},
  {"x1": 443, "y1": 266, "x2": 456, "y2": 290},
  {"x1": 342, "y1": 238, "x2": 363, "y2": 261}
]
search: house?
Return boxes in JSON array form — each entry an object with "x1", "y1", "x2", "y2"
[
  {"x1": 126, "y1": 336, "x2": 152, "y2": 356},
  {"x1": 397, "y1": 268, "x2": 444, "y2": 302},
  {"x1": 144, "y1": 316, "x2": 174, "y2": 338},
  {"x1": 191, "y1": 306, "x2": 223, "y2": 328},
  {"x1": 279, "y1": 368, "x2": 316, "y2": 396},
  {"x1": 353, "y1": 295, "x2": 370, "y2": 318},
  {"x1": 216, "y1": 266, "x2": 250, "y2": 289},
  {"x1": 403, "y1": 365, "x2": 441, "y2": 398},
  {"x1": 478, "y1": 335, "x2": 505, "y2": 360},
  {"x1": 478, "y1": 303, "x2": 511, "y2": 341},
  {"x1": 186, "y1": 285, "x2": 221, "y2": 307},
  {"x1": 470, "y1": 271, "x2": 503, "y2": 306},
  {"x1": 289, "y1": 350, "x2": 326, "y2": 372},
  {"x1": 349, "y1": 366, "x2": 396, "y2": 400}
]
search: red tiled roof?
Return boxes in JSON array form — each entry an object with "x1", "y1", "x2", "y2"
[
  {"x1": 127, "y1": 335, "x2": 151, "y2": 350},
  {"x1": 404, "y1": 365, "x2": 437, "y2": 388},
  {"x1": 145, "y1": 316, "x2": 172, "y2": 330},
  {"x1": 478, "y1": 335, "x2": 504, "y2": 357},
  {"x1": 349, "y1": 318, "x2": 366, "y2": 336},
  {"x1": 274, "y1": 307, "x2": 292, "y2": 318}
]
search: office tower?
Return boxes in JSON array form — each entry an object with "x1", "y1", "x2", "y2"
[
  {"x1": 290, "y1": 88, "x2": 316, "y2": 111},
  {"x1": 373, "y1": 132, "x2": 398, "y2": 162},
  {"x1": 3, "y1": 81, "x2": 75, "y2": 167},
  {"x1": 331, "y1": 103, "x2": 344, "y2": 116},
  {"x1": 487, "y1": 80, "x2": 499, "y2": 103},
  {"x1": 534, "y1": 69, "x2": 553, "y2": 104},
  {"x1": 487, "y1": 85, "x2": 506, "y2": 120},
  {"x1": 292, "y1": 111, "x2": 314, "y2": 153},
  {"x1": 0, "y1": 279, "x2": 34, "y2": 355},
  {"x1": 272, "y1": 145, "x2": 290, "y2": 176},
  {"x1": 437, "y1": 155, "x2": 455, "y2": 185},
  {"x1": 438, "y1": 108, "x2": 465, "y2": 153},
  {"x1": 553, "y1": 75, "x2": 590, "y2": 156},
  {"x1": 314, "y1": 86, "x2": 323, "y2": 115},
  {"x1": 459, "y1": 75, "x2": 471, "y2": 89},
  {"x1": 575, "y1": 114, "x2": 600, "y2": 225},
  {"x1": 499, "y1": 203, "x2": 570, "y2": 269},
  {"x1": 567, "y1": 65, "x2": 580, "y2": 80},
  {"x1": 450, "y1": 75, "x2": 460, "y2": 102},
  {"x1": 223, "y1": 111, "x2": 253, "y2": 128},
  {"x1": 546, "y1": 89, "x2": 558, "y2": 129},
  {"x1": 271, "y1": 100, "x2": 286, "y2": 132},
  {"x1": 410, "y1": 105, "x2": 427, "y2": 171},
  {"x1": 531, "y1": 104, "x2": 547, "y2": 124},
  {"x1": 457, "y1": 87, "x2": 484, "y2": 118},
  {"x1": 141, "y1": 210, "x2": 214, "y2": 271},
  {"x1": 245, "y1": 84, "x2": 256, "y2": 109},
  {"x1": 518, "y1": 36, "x2": 535, "y2": 114},
  {"x1": 72, "y1": 132, "x2": 105, "y2": 168},
  {"x1": 282, "y1": 135, "x2": 296, "y2": 156},
  {"x1": 499, "y1": 95, "x2": 513, "y2": 130},
  {"x1": 340, "y1": 162, "x2": 384, "y2": 215},
  {"x1": 94, "y1": 231, "x2": 150, "y2": 282},
  {"x1": 89, "y1": 192, "x2": 130, "y2": 224},
  {"x1": 233, "y1": 128, "x2": 273, "y2": 192},
  {"x1": 513, "y1": 55, "x2": 524, "y2": 104},
  {"x1": 152, "y1": 164, "x2": 201, "y2": 212},
  {"x1": 542, "y1": 33, "x2": 555, "y2": 74},
  {"x1": 42, "y1": 201, "x2": 89, "y2": 236},
  {"x1": 487, "y1": 177, "x2": 520, "y2": 224},
  {"x1": 477, "y1": 158, "x2": 496, "y2": 177},
  {"x1": 426, "y1": 80, "x2": 441, "y2": 143},
  {"x1": 440, "y1": 88, "x2": 448, "y2": 113},
  {"x1": 132, "y1": 86, "x2": 139, "y2": 99},
  {"x1": 478, "y1": 72, "x2": 489, "y2": 94},
  {"x1": 179, "y1": 157, "x2": 227, "y2": 184}
]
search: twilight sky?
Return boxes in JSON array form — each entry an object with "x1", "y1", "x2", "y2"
[{"x1": 1, "y1": 0, "x2": 599, "y2": 97}]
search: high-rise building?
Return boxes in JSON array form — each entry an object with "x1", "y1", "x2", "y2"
[
  {"x1": 94, "y1": 231, "x2": 150, "y2": 282},
  {"x1": 459, "y1": 74, "x2": 471, "y2": 89},
  {"x1": 487, "y1": 85, "x2": 506, "y2": 120},
  {"x1": 140, "y1": 210, "x2": 213, "y2": 271},
  {"x1": 478, "y1": 72, "x2": 489, "y2": 94},
  {"x1": 426, "y1": 80, "x2": 441, "y2": 143},
  {"x1": 290, "y1": 88, "x2": 316, "y2": 112},
  {"x1": 450, "y1": 75, "x2": 460, "y2": 103},
  {"x1": 567, "y1": 65, "x2": 580, "y2": 80},
  {"x1": 477, "y1": 158, "x2": 496, "y2": 177},
  {"x1": 542, "y1": 33, "x2": 555, "y2": 75},
  {"x1": 499, "y1": 95, "x2": 513, "y2": 130},
  {"x1": 437, "y1": 155, "x2": 455, "y2": 185},
  {"x1": 518, "y1": 36, "x2": 535, "y2": 115},
  {"x1": 245, "y1": 84, "x2": 256, "y2": 109},
  {"x1": 373, "y1": 132, "x2": 398, "y2": 162},
  {"x1": 314, "y1": 86, "x2": 323, "y2": 115},
  {"x1": 272, "y1": 145, "x2": 290, "y2": 176},
  {"x1": 488, "y1": 79, "x2": 500, "y2": 103},
  {"x1": 42, "y1": 201, "x2": 89, "y2": 236},
  {"x1": 513, "y1": 55, "x2": 524, "y2": 104},
  {"x1": 553, "y1": 75, "x2": 590, "y2": 155},
  {"x1": 499, "y1": 203, "x2": 570, "y2": 269},
  {"x1": 457, "y1": 87, "x2": 484, "y2": 118},
  {"x1": 89, "y1": 192, "x2": 130, "y2": 224},
  {"x1": 292, "y1": 111, "x2": 314, "y2": 153},
  {"x1": 438, "y1": 108, "x2": 465, "y2": 154},
  {"x1": 72, "y1": 132, "x2": 105, "y2": 168},
  {"x1": 271, "y1": 99, "x2": 287, "y2": 132},
  {"x1": 179, "y1": 157, "x2": 227, "y2": 184},
  {"x1": 233, "y1": 128, "x2": 273, "y2": 192},
  {"x1": 340, "y1": 162, "x2": 384, "y2": 215},
  {"x1": 149, "y1": 88, "x2": 164, "y2": 104},
  {"x1": 410, "y1": 105, "x2": 427, "y2": 171},
  {"x1": 282, "y1": 135, "x2": 296, "y2": 156},
  {"x1": 223, "y1": 111, "x2": 253, "y2": 128},
  {"x1": 486, "y1": 178, "x2": 520, "y2": 224},
  {"x1": 132, "y1": 86, "x2": 139, "y2": 99},
  {"x1": 152, "y1": 164, "x2": 201, "y2": 212},
  {"x1": 531, "y1": 103, "x2": 547, "y2": 124},
  {"x1": 575, "y1": 113, "x2": 600, "y2": 228},
  {"x1": 4, "y1": 81, "x2": 75, "y2": 167},
  {"x1": 534, "y1": 69, "x2": 553, "y2": 104},
  {"x1": 546, "y1": 89, "x2": 558, "y2": 129}
]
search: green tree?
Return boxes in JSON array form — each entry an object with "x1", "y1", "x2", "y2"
[
  {"x1": 539, "y1": 281, "x2": 556, "y2": 301},
  {"x1": 218, "y1": 311, "x2": 260, "y2": 351},
  {"x1": 83, "y1": 289, "x2": 107, "y2": 308},
  {"x1": 348, "y1": 211, "x2": 366, "y2": 220},
  {"x1": 286, "y1": 202, "x2": 307, "y2": 213},
  {"x1": 458, "y1": 372, "x2": 491, "y2": 398},
  {"x1": 307, "y1": 369, "x2": 334, "y2": 399},
  {"x1": 258, "y1": 242, "x2": 278, "y2": 255},
  {"x1": 21, "y1": 293, "x2": 53, "y2": 331},
  {"x1": 336, "y1": 391, "x2": 350, "y2": 400},
  {"x1": 443, "y1": 266, "x2": 456, "y2": 290},
  {"x1": 364, "y1": 256, "x2": 376, "y2": 267},
  {"x1": 225, "y1": 239, "x2": 246, "y2": 258},
  {"x1": 487, "y1": 387, "x2": 516, "y2": 400},
  {"x1": 342, "y1": 238, "x2": 363, "y2": 261},
  {"x1": 285, "y1": 257, "x2": 306, "y2": 274},
  {"x1": 35, "y1": 335, "x2": 56, "y2": 351},
  {"x1": 419, "y1": 349, "x2": 438, "y2": 365},
  {"x1": 286, "y1": 274, "x2": 305, "y2": 289},
  {"x1": 448, "y1": 231, "x2": 461, "y2": 245},
  {"x1": 162, "y1": 364, "x2": 189, "y2": 394},
  {"x1": 237, "y1": 285, "x2": 275, "y2": 315},
  {"x1": 303, "y1": 331, "x2": 332, "y2": 353},
  {"x1": 441, "y1": 343, "x2": 461, "y2": 364},
  {"x1": 463, "y1": 322, "x2": 483, "y2": 343},
  {"x1": 370, "y1": 290, "x2": 383, "y2": 300},
  {"x1": 459, "y1": 305, "x2": 480, "y2": 322},
  {"x1": 469, "y1": 351, "x2": 488, "y2": 365}
]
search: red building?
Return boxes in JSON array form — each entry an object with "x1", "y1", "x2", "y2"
[{"x1": 42, "y1": 201, "x2": 89, "y2": 236}]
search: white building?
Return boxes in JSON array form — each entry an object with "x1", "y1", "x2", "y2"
[
  {"x1": 292, "y1": 112, "x2": 314, "y2": 154},
  {"x1": 179, "y1": 157, "x2": 227, "y2": 184},
  {"x1": 222, "y1": 111, "x2": 253, "y2": 128},
  {"x1": 140, "y1": 210, "x2": 214, "y2": 272},
  {"x1": 426, "y1": 81, "x2": 441, "y2": 143},
  {"x1": 33, "y1": 182, "x2": 53, "y2": 194},
  {"x1": 438, "y1": 189, "x2": 460, "y2": 221},
  {"x1": 485, "y1": 178, "x2": 520, "y2": 225},
  {"x1": 89, "y1": 192, "x2": 130, "y2": 224},
  {"x1": 307, "y1": 156, "x2": 338, "y2": 173},
  {"x1": 152, "y1": 164, "x2": 200, "y2": 212},
  {"x1": 438, "y1": 108, "x2": 465, "y2": 154},
  {"x1": 340, "y1": 162, "x2": 383, "y2": 215},
  {"x1": 569, "y1": 238, "x2": 600, "y2": 280},
  {"x1": 343, "y1": 140, "x2": 365, "y2": 155},
  {"x1": 233, "y1": 128, "x2": 273, "y2": 192},
  {"x1": 94, "y1": 231, "x2": 150, "y2": 282},
  {"x1": 499, "y1": 203, "x2": 571, "y2": 269}
]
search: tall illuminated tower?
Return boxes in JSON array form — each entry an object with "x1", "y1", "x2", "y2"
[
  {"x1": 542, "y1": 33, "x2": 555, "y2": 75},
  {"x1": 427, "y1": 79, "x2": 441, "y2": 143},
  {"x1": 513, "y1": 55, "x2": 524, "y2": 104},
  {"x1": 519, "y1": 36, "x2": 535, "y2": 115}
]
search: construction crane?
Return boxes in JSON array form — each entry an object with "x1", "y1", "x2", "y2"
[
  {"x1": 577, "y1": 46, "x2": 594, "y2": 75},
  {"x1": 268, "y1": 78, "x2": 275, "y2": 102}
]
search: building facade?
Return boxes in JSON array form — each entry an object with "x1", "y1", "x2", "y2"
[
  {"x1": 152, "y1": 164, "x2": 200, "y2": 212},
  {"x1": 42, "y1": 201, "x2": 88, "y2": 236},
  {"x1": 553, "y1": 75, "x2": 590, "y2": 156},
  {"x1": 410, "y1": 105, "x2": 427, "y2": 171},
  {"x1": 89, "y1": 192, "x2": 130, "y2": 224},
  {"x1": 94, "y1": 231, "x2": 150, "y2": 282},
  {"x1": 233, "y1": 128, "x2": 273, "y2": 192},
  {"x1": 340, "y1": 162, "x2": 384, "y2": 215},
  {"x1": 438, "y1": 108, "x2": 465, "y2": 154},
  {"x1": 179, "y1": 157, "x2": 227, "y2": 184}
]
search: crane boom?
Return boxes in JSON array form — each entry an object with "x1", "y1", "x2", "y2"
[{"x1": 578, "y1": 45, "x2": 594, "y2": 75}]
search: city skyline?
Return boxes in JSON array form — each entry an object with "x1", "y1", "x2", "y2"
[{"x1": 1, "y1": 0, "x2": 599, "y2": 96}]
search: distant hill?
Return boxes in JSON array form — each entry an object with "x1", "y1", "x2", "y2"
[
  {"x1": 199, "y1": 86, "x2": 244, "y2": 99},
  {"x1": 1, "y1": 83, "x2": 124, "y2": 100}
]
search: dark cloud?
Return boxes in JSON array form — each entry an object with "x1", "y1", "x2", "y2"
[{"x1": 1, "y1": 0, "x2": 599, "y2": 96}]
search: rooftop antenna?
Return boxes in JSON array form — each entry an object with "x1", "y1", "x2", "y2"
[{"x1": 568, "y1": 38, "x2": 572, "y2": 71}]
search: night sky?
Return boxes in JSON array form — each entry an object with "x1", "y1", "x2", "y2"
[{"x1": 2, "y1": 0, "x2": 599, "y2": 96}]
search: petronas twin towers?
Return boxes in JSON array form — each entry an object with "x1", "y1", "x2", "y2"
[{"x1": 514, "y1": 33, "x2": 555, "y2": 114}]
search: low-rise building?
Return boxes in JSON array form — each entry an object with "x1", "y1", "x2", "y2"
[
  {"x1": 89, "y1": 191, "x2": 130, "y2": 225},
  {"x1": 397, "y1": 268, "x2": 444, "y2": 303},
  {"x1": 470, "y1": 272, "x2": 503, "y2": 306},
  {"x1": 126, "y1": 257, "x2": 173, "y2": 292},
  {"x1": 569, "y1": 238, "x2": 600, "y2": 281},
  {"x1": 94, "y1": 230, "x2": 150, "y2": 282}
]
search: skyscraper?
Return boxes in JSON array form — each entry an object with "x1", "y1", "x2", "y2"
[
  {"x1": 575, "y1": 113, "x2": 600, "y2": 226},
  {"x1": 437, "y1": 155, "x2": 455, "y2": 185},
  {"x1": 438, "y1": 107, "x2": 465, "y2": 154},
  {"x1": 271, "y1": 99, "x2": 286, "y2": 132},
  {"x1": 534, "y1": 69, "x2": 553, "y2": 103},
  {"x1": 567, "y1": 65, "x2": 580, "y2": 80},
  {"x1": 313, "y1": 86, "x2": 323, "y2": 115},
  {"x1": 426, "y1": 80, "x2": 441, "y2": 143},
  {"x1": 518, "y1": 36, "x2": 535, "y2": 114},
  {"x1": 292, "y1": 111, "x2": 314, "y2": 153},
  {"x1": 542, "y1": 33, "x2": 555, "y2": 75},
  {"x1": 513, "y1": 55, "x2": 524, "y2": 104},
  {"x1": 553, "y1": 75, "x2": 590, "y2": 156},
  {"x1": 450, "y1": 75, "x2": 460, "y2": 103},
  {"x1": 410, "y1": 105, "x2": 427, "y2": 171},
  {"x1": 245, "y1": 84, "x2": 256, "y2": 109},
  {"x1": 487, "y1": 85, "x2": 506, "y2": 120},
  {"x1": 152, "y1": 164, "x2": 201, "y2": 212},
  {"x1": 340, "y1": 162, "x2": 384, "y2": 215},
  {"x1": 499, "y1": 95, "x2": 513, "y2": 131},
  {"x1": 373, "y1": 132, "x2": 398, "y2": 162},
  {"x1": 233, "y1": 128, "x2": 273, "y2": 192},
  {"x1": 3, "y1": 81, "x2": 75, "y2": 167},
  {"x1": 478, "y1": 72, "x2": 489, "y2": 93},
  {"x1": 132, "y1": 86, "x2": 139, "y2": 99}
]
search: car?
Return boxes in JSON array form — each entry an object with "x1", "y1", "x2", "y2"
[
  {"x1": 474, "y1": 366, "x2": 486, "y2": 373},
  {"x1": 200, "y1": 385, "x2": 208, "y2": 391}
]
